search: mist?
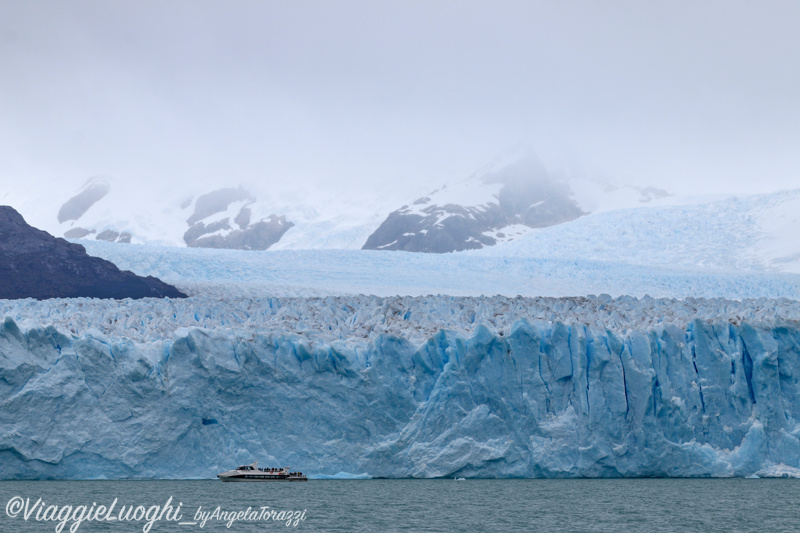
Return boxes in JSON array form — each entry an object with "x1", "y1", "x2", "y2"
[{"x1": 1, "y1": 0, "x2": 799, "y2": 201}]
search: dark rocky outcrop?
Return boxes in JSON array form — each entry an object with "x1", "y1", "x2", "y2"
[
  {"x1": 363, "y1": 204, "x2": 503, "y2": 253},
  {"x1": 183, "y1": 188, "x2": 293, "y2": 250},
  {"x1": 363, "y1": 156, "x2": 584, "y2": 253},
  {"x1": 96, "y1": 229, "x2": 132, "y2": 244},
  {"x1": 0, "y1": 206, "x2": 186, "y2": 300},
  {"x1": 186, "y1": 187, "x2": 254, "y2": 226},
  {"x1": 55, "y1": 178, "x2": 295, "y2": 250},
  {"x1": 57, "y1": 178, "x2": 110, "y2": 223},
  {"x1": 64, "y1": 227, "x2": 95, "y2": 239},
  {"x1": 185, "y1": 215, "x2": 293, "y2": 250}
]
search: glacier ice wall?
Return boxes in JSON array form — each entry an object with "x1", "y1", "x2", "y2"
[{"x1": 2, "y1": 295, "x2": 800, "y2": 479}]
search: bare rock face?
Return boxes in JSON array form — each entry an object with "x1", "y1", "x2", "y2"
[
  {"x1": 185, "y1": 215, "x2": 293, "y2": 250},
  {"x1": 0, "y1": 206, "x2": 186, "y2": 300},
  {"x1": 64, "y1": 227, "x2": 95, "y2": 239},
  {"x1": 363, "y1": 204, "x2": 504, "y2": 253},
  {"x1": 56, "y1": 176, "x2": 132, "y2": 243},
  {"x1": 55, "y1": 179, "x2": 295, "y2": 250},
  {"x1": 363, "y1": 156, "x2": 584, "y2": 253},
  {"x1": 186, "y1": 187, "x2": 254, "y2": 226},
  {"x1": 57, "y1": 177, "x2": 109, "y2": 223},
  {"x1": 96, "y1": 229, "x2": 132, "y2": 243},
  {"x1": 183, "y1": 188, "x2": 293, "y2": 250}
]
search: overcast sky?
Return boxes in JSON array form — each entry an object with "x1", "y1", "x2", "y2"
[{"x1": 1, "y1": 0, "x2": 798, "y2": 200}]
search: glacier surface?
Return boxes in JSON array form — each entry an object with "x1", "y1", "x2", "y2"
[
  {"x1": 478, "y1": 189, "x2": 800, "y2": 274},
  {"x1": 2, "y1": 295, "x2": 800, "y2": 479},
  {"x1": 77, "y1": 240, "x2": 800, "y2": 301}
]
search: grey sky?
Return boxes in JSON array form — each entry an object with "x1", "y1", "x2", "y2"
[{"x1": 1, "y1": 0, "x2": 798, "y2": 199}]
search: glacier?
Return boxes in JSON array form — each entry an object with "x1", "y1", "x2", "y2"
[
  {"x1": 76, "y1": 240, "x2": 800, "y2": 301},
  {"x1": 2, "y1": 294, "x2": 800, "y2": 479}
]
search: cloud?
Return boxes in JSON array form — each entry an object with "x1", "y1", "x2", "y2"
[{"x1": 1, "y1": 0, "x2": 798, "y2": 198}]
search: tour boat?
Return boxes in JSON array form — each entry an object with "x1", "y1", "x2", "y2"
[{"x1": 217, "y1": 461, "x2": 307, "y2": 482}]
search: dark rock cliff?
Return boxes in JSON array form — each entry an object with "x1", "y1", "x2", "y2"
[{"x1": 0, "y1": 206, "x2": 186, "y2": 300}]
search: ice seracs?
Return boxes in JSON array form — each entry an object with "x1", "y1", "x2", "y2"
[{"x1": 1, "y1": 294, "x2": 800, "y2": 479}]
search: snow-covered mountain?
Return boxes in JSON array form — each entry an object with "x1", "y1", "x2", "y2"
[
  {"x1": 2, "y1": 152, "x2": 798, "y2": 267},
  {"x1": 180, "y1": 187, "x2": 293, "y2": 250},
  {"x1": 7, "y1": 175, "x2": 395, "y2": 250},
  {"x1": 362, "y1": 155, "x2": 583, "y2": 253},
  {"x1": 51, "y1": 177, "x2": 295, "y2": 250},
  {"x1": 361, "y1": 153, "x2": 677, "y2": 253}
]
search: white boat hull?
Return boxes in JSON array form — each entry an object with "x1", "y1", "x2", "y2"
[
  {"x1": 218, "y1": 476, "x2": 307, "y2": 482},
  {"x1": 217, "y1": 461, "x2": 307, "y2": 482}
]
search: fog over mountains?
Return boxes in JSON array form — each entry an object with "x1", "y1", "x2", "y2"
[
  {"x1": 5, "y1": 151, "x2": 793, "y2": 273},
  {"x1": 9, "y1": 152, "x2": 751, "y2": 254},
  {"x1": 362, "y1": 155, "x2": 587, "y2": 253}
]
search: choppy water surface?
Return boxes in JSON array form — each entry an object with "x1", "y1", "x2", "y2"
[{"x1": 1, "y1": 479, "x2": 798, "y2": 532}]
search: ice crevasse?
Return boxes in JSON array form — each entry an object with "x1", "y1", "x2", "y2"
[{"x1": 1, "y1": 309, "x2": 800, "y2": 479}]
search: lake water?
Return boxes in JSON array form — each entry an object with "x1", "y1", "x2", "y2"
[{"x1": 1, "y1": 479, "x2": 799, "y2": 532}]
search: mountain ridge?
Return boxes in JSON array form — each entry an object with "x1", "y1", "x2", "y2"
[
  {"x1": 0, "y1": 205, "x2": 186, "y2": 300},
  {"x1": 3, "y1": 155, "x2": 797, "y2": 265}
]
